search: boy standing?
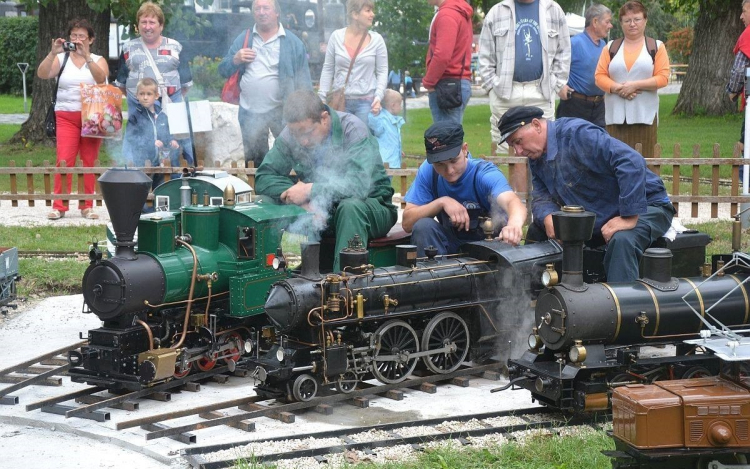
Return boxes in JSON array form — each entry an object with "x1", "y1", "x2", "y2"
[
  {"x1": 368, "y1": 89, "x2": 405, "y2": 173},
  {"x1": 122, "y1": 77, "x2": 179, "y2": 188}
]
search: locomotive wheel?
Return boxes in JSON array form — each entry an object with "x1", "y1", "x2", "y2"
[
  {"x1": 421, "y1": 312, "x2": 470, "y2": 374},
  {"x1": 334, "y1": 371, "x2": 358, "y2": 394},
  {"x1": 174, "y1": 362, "x2": 192, "y2": 379},
  {"x1": 372, "y1": 320, "x2": 419, "y2": 384},
  {"x1": 292, "y1": 374, "x2": 318, "y2": 402},
  {"x1": 196, "y1": 356, "x2": 217, "y2": 372},
  {"x1": 221, "y1": 332, "x2": 243, "y2": 365},
  {"x1": 681, "y1": 366, "x2": 711, "y2": 379}
]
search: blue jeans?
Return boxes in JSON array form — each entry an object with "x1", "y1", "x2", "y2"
[
  {"x1": 603, "y1": 202, "x2": 675, "y2": 282},
  {"x1": 345, "y1": 96, "x2": 373, "y2": 125},
  {"x1": 410, "y1": 218, "x2": 481, "y2": 257},
  {"x1": 428, "y1": 79, "x2": 471, "y2": 124}
]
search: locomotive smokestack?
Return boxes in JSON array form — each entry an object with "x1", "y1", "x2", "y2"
[
  {"x1": 300, "y1": 242, "x2": 321, "y2": 279},
  {"x1": 98, "y1": 168, "x2": 152, "y2": 260},
  {"x1": 552, "y1": 206, "x2": 595, "y2": 290}
]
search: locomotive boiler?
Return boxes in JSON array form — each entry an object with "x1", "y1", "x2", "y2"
[
  {"x1": 68, "y1": 168, "x2": 308, "y2": 391},
  {"x1": 250, "y1": 237, "x2": 564, "y2": 401},
  {"x1": 507, "y1": 207, "x2": 750, "y2": 414}
]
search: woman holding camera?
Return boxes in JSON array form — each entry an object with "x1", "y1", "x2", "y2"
[{"x1": 37, "y1": 18, "x2": 108, "y2": 220}]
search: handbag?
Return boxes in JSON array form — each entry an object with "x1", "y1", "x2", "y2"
[
  {"x1": 434, "y1": 78, "x2": 463, "y2": 110},
  {"x1": 325, "y1": 32, "x2": 368, "y2": 112},
  {"x1": 45, "y1": 53, "x2": 69, "y2": 138},
  {"x1": 221, "y1": 29, "x2": 250, "y2": 105}
]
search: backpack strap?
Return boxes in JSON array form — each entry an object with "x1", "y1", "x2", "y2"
[
  {"x1": 608, "y1": 38, "x2": 624, "y2": 61},
  {"x1": 645, "y1": 36, "x2": 657, "y2": 64},
  {"x1": 609, "y1": 36, "x2": 657, "y2": 64}
]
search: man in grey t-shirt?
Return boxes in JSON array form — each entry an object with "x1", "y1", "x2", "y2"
[{"x1": 219, "y1": 0, "x2": 312, "y2": 167}]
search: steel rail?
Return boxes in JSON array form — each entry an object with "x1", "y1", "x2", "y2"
[{"x1": 145, "y1": 363, "x2": 502, "y2": 441}]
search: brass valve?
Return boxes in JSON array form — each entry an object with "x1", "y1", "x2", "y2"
[{"x1": 382, "y1": 294, "x2": 398, "y2": 314}]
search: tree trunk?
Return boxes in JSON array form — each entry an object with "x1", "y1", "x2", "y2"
[
  {"x1": 673, "y1": 1, "x2": 743, "y2": 116},
  {"x1": 10, "y1": 0, "x2": 110, "y2": 145}
]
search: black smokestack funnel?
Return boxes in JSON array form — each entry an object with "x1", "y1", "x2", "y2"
[
  {"x1": 98, "y1": 168, "x2": 152, "y2": 260},
  {"x1": 552, "y1": 206, "x2": 596, "y2": 291},
  {"x1": 300, "y1": 242, "x2": 321, "y2": 279}
]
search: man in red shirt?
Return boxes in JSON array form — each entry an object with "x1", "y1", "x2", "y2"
[{"x1": 423, "y1": 0, "x2": 474, "y2": 124}]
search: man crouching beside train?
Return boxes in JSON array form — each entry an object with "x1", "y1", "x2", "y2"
[
  {"x1": 499, "y1": 105, "x2": 675, "y2": 282},
  {"x1": 401, "y1": 121, "x2": 527, "y2": 256},
  {"x1": 255, "y1": 89, "x2": 397, "y2": 272}
]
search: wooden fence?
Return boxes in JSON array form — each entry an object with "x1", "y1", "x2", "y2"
[{"x1": 1, "y1": 142, "x2": 748, "y2": 220}]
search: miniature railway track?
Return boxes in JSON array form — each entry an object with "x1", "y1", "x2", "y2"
[
  {"x1": 0, "y1": 341, "x2": 86, "y2": 404},
  {"x1": 137, "y1": 363, "x2": 503, "y2": 442},
  {"x1": 17, "y1": 250, "x2": 88, "y2": 259},
  {"x1": 183, "y1": 407, "x2": 609, "y2": 468}
]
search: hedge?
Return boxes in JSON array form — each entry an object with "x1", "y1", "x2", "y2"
[{"x1": 0, "y1": 17, "x2": 39, "y2": 95}]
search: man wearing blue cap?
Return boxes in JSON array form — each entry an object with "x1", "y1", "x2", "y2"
[
  {"x1": 498, "y1": 105, "x2": 674, "y2": 282},
  {"x1": 402, "y1": 121, "x2": 527, "y2": 256}
]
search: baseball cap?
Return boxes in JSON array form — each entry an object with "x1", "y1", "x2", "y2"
[{"x1": 424, "y1": 122, "x2": 464, "y2": 164}]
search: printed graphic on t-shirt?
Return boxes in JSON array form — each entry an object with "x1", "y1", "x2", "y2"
[{"x1": 517, "y1": 19, "x2": 540, "y2": 61}]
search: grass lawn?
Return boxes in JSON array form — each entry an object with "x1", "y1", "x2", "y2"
[{"x1": 0, "y1": 94, "x2": 32, "y2": 114}]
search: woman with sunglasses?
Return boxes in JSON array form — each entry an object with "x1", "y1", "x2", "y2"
[{"x1": 594, "y1": 0, "x2": 670, "y2": 158}]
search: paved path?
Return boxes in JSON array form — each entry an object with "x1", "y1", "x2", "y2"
[{"x1": 0, "y1": 83, "x2": 683, "y2": 125}]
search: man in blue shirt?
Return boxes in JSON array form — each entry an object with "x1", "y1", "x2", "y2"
[
  {"x1": 498, "y1": 106, "x2": 674, "y2": 282},
  {"x1": 556, "y1": 4, "x2": 612, "y2": 127},
  {"x1": 403, "y1": 122, "x2": 527, "y2": 256}
]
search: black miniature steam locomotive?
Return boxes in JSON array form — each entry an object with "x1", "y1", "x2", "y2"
[{"x1": 506, "y1": 208, "x2": 750, "y2": 415}]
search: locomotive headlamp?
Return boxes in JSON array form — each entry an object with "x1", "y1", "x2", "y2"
[
  {"x1": 272, "y1": 247, "x2": 287, "y2": 270},
  {"x1": 569, "y1": 340, "x2": 587, "y2": 363},
  {"x1": 276, "y1": 347, "x2": 285, "y2": 362},
  {"x1": 541, "y1": 264, "x2": 558, "y2": 287},
  {"x1": 528, "y1": 333, "x2": 543, "y2": 351},
  {"x1": 244, "y1": 339, "x2": 254, "y2": 354}
]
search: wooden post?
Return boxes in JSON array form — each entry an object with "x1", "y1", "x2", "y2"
[
  {"x1": 711, "y1": 144, "x2": 720, "y2": 219},
  {"x1": 691, "y1": 145, "x2": 700, "y2": 218},
  {"x1": 76, "y1": 161, "x2": 85, "y2": 209},
  {"x1": 9, "y1": 160, "x2": 17, "y2": 208},
  {"x1": 25, "y1": 160, "x2": 34, "y2": 207},
  {"x1": 59, "y1": 160, "x2": 69, "y2": 211},
  {"x1": 43, "y1": 160, "x2": 52, "y2": 207}
]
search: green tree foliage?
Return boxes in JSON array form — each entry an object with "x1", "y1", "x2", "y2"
[
  {"x1": 0, "y1": 17, "x2": 38, "y2": 95},
  {"x1": 374, "y1": 0, "x2": 435, "y2": 76}
]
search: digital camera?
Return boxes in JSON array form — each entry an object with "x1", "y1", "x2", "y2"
[{"x1": 63, "y1": 41, "x2": 76, "y2": 52}]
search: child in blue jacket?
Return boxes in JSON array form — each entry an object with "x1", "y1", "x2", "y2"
[
  {"x1": 122, "y1": 78, "x2": 179, "y2": 189},
  {"x1": 368, "y1": 89, "x2": 405, "y2": 175}
]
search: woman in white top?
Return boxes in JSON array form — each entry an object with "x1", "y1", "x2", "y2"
[
  {"x1": 37, "y1": 18, "x2": 109, "y2": 220},
  {"x1": 318, "y1": 0, "x2": 388, "y2": 124}
]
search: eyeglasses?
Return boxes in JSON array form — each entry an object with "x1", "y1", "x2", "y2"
[
  {"x1": 70, "y1": 34, "x2": 89, "y2": 40},
  {"x1": 621, "y1": 17, "x2": 644, "y2": 25}
]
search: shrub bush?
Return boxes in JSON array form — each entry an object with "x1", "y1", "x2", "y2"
[
  {"x1": 190, "y1": 56, "x2": 223, "y2": 100},
  {"x1": 0, "y1": 17, "x2": 39, "y2": 95}
]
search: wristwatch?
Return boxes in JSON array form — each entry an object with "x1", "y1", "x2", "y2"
[
  {"x1": 86, "y1": 58, "x2": 94, "y2": 64},
  {"x1": 567, "y1": 89, "x2": 573, "y2": 99}
]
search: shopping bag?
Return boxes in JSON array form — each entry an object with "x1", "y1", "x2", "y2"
[{"x1": 80, "y1": 83, "x2": 123, "y2": 138}]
